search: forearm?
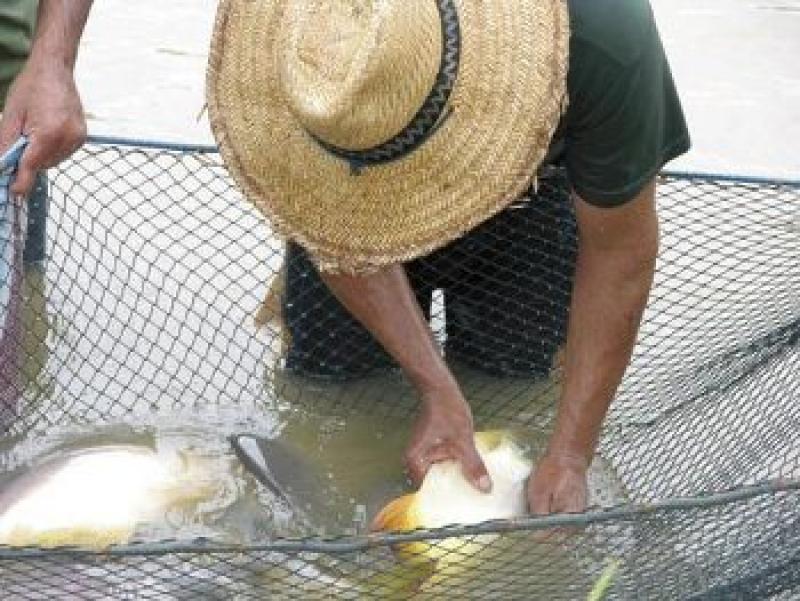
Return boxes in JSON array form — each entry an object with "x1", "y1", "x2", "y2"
[
  {"x1": 547, "y1": 184, "x2": 659, "y2": 463},
  {"x1": 29, "y1": 0, "x2": 93, "y2": 69},
  {"x1": 0, "y1": 0, "x2": 91, "y2": 193},
  {"x1": 320, "y1": 265, "x2": 456, "y2": 394},
  {"x1": 322, "y1": 264, "x2": 489, "y2": 489}
]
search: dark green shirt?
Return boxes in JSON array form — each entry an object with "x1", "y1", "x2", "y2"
[
  {"x1": 0, "y1": 0, "x2": 37, "y2": 108},
  {"x1": 549, "y1": 0, "x2": 691, "y2": 207}
]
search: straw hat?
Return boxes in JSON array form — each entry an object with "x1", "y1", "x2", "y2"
[{"x1": 207, "y1": 0, "x2": 569, "y2": 273}]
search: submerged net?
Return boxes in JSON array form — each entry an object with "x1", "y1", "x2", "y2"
[{"x1": 0, "y1": 138, "x2": 798, "y2": 599}]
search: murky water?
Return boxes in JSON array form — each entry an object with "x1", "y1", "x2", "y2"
[
  {"x1": 0, "y1": 257, "x2": 628, "y2": 599},
  {"x1": 0, "y1": 356, "x2": 627, "y2": 544},
  {"x1": 0, "y1": 410, "x2": 627, "y2": 600},
  {"x1": 0, "y1": 393, "x2": 626, "y2": 598}
]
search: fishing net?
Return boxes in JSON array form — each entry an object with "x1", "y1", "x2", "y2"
[{"x1": 0, "y1": 137, "x2": 798, "y2": 599}]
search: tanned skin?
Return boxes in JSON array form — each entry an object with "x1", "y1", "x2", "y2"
[
  {"x1": 0, "y1": 0, "x2": 662, "y2": 515},
  {"x1": 323, "y1": 181, "x2": 659, "y2": 513},
  {"x1": 0, "y1": 0, "x2": 93, "y2": 196}
]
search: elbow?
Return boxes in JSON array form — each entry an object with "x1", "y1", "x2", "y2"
[
  {"x1": 633, "y1": 230, "x2": 659, "y2": 279},
  {"x1": 621, "y1": 232, "x2": 659, "y2": 290},
  {"x1": 574, "y1": 182, "x2": 661, "y2": 292},
  {"x1": 581, "y1": 225, "x2": 659, "y2": 284}
]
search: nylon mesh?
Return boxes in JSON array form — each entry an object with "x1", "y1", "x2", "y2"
[{"x1": 0, "y1": 140, "x2": 798, "y2": 600}]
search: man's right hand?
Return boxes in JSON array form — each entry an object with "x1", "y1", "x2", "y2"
[
  {"x1": 319, "y1": 264, "x2": 492, "y2": 495},
  {"x1": 404, "y1": 385, "x2": 492, "y2": 493}
]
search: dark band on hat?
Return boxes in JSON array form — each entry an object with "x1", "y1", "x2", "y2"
[{"x1": 310, "y1": 0, "x2": 461, "y2": 175}]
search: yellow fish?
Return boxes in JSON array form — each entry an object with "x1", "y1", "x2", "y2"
[
  {"x1": 370, "y1": 432, "x2": 619, "y2": 599},
  {"x1": 372, "y1": 430, "x2": 531, "y2": 569}
]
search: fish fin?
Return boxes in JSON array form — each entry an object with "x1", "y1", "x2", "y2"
[
  {"x1": 3, "y1": 526, "x2": 134, "y2": 549},
  {"x1": 371, "y1": 494, "x2": 418, "y2": 533},
  {"x1": 363, "y1": 559, "x2": 437, "y2": 599},
  {"x1": 230, "y1": 435, "x2": 294, "y2": 506}
]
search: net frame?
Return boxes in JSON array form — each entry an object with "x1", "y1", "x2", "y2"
[{"x1": 0, "y1": 136, "x2": 797, "y2": 600}]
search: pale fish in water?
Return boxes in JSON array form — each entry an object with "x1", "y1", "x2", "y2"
[{"x1": 0, "y1": 445, "x2": 220, "y2": 549}]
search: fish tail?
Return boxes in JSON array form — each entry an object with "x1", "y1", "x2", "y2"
[
  {"x1": 371, "y1": 494, "x2": 418, "y2": 533},
  {"x1": 372, "y1": 494, "x2": 438, "y2": 566},
  {"x1": 362, "y1": 560, "x2": 437, "y2": 599}
]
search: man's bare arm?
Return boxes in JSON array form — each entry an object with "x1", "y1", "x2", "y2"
[
  {"x1": 530, "y1": 180, "x2": 659, "y2": 514},
  {"x1": 321, "y1": 266, "x2": 492, "y2": 493},
  {"x1": 0, "y1": 0, "x2": 93, "y2": 195},
  {"x1": 30, "y1": 0, "x2": 93, "y2": 68}
]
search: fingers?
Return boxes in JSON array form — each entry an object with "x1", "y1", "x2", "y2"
[
  {"x1": 0, "y1": 111, "x2": 25, "y2": 192},
  {"x1": 554, "y1": 487, "x2": 587, "y2": 515},
  {"x1": 536, "y1": 492, "x2": 586, "y2": 515},
  {"x1": 528, "y1": 464, "x2": 589, "y2": 516},
  {"x1": 528, "y1": 481, "x2": 586, "y2": 543},
  {"x1": 460, "y1": 442, "x2": 492, "y2": 493},
  {"x1": 0, "y1": 87, "x2": 32, "y2": 195},
  {"x1": 10, "y1": 121, "x2": 86, "y2": 197},
  {"x1": 403, "y1": 449, "x2": 429, "y2": 487},
  {"x1": 0, "y1": 123, "x2": 83, "y2": 197},
  {"x1": 404, "y1": 444, "x2": 456, "y2": 485},
  {"x1": 1, "y1": 64, "x2": 88, "y2": 196},
  {"x1": 10, "y1": 146, "x2": 39, "y2": 197},
  {"x1": 404, "y1": 441, "x2": 492, "y2": 494},
  {"x1": 530, "y1": 487, "x2": 553, "y2": 516}
]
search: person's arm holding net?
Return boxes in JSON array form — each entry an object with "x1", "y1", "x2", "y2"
[{"x1": 0, "y1": 0, "x2": 92, "y2": 197}]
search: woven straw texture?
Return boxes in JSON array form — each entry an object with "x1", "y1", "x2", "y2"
[{"x1": 207, "y1": 0, "x2": 569, "y2": 273}]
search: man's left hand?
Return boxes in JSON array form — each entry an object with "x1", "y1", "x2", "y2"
[
  {"x1": 0, "y1": 59, "x2": 86, "y2": 197},
  {"x1": 528, "y1": 452, "x2": 588, "y2": 515}
]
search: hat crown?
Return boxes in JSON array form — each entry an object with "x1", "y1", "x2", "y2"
[
  {"x1": 208, "y1": 0, "x2": 570, "y2": 273},
  {"x1": 280, "y1": 0, "x2": 443, "y2": 151}
]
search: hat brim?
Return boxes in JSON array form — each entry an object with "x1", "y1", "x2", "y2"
[{"x1": 207, "y1": 0, "x2": 569, "y2": 273}]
